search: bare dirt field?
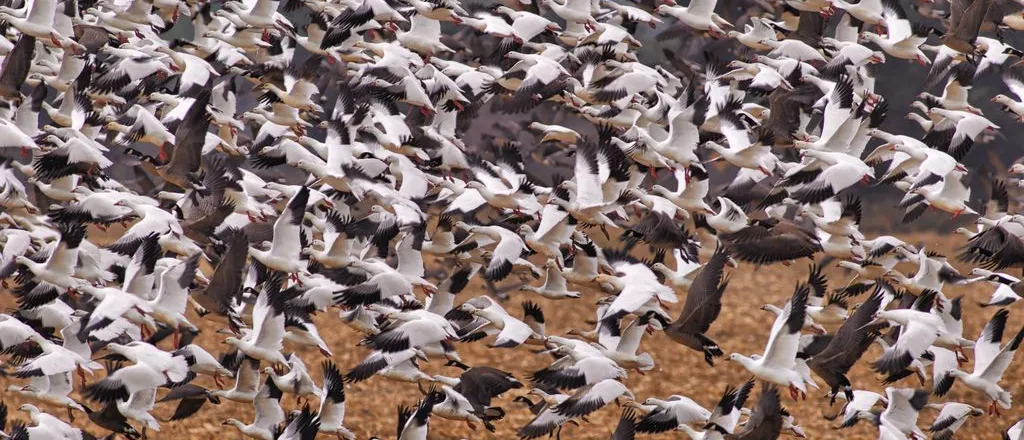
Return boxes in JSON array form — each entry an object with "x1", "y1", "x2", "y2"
[{"x1": 1, "y1": 231, "x2": 1021, "y2": 439}]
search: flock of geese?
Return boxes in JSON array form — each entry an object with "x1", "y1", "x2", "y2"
[{"x1": 5, "y1": 0, "x2": 1024, "y2": 437}]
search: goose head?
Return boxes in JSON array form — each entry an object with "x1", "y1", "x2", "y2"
[
  {"x1": 19, "y1": 404, "x2": 41, "y2": 417},
  {"x1": 725, "y1": 353, "x2": 753, "y2": 365},
  {"x1": 992, "y1": 94, "x2": 1014, "y2": 106}
]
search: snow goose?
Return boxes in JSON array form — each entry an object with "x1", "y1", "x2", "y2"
[
  {"x1": 76, "y1": 280, "x2": 154, "y2": 339},
  {"x1": 528, "y1": 122, "x2": 580, "y2": 145},
  {"x1": 105, "y1": 198, "x2": 181, "y2": 256},
  {"x1": 705, "y1": 196, "x2": 749, "y2": 234},
  {"x1": 935, "y1": 309, "x2": 1024, "y2": 415},
  {"x1": 105, "y1": 341, "x2": 191, "y2": 383},
  {"x1": 454, "y1": 296, "x2": 540, "y2": 348},
  {"x1": 902, "y1": 170, "x2": 977, "y2": 219},
  {"x1": 655, "y1": 0, "x2": 732, "y2": 37},
  {"x1": 395, "y1": 391, "x2": 446, "y2": 440},
  {"x1": 424, "y1": 376, "x2": 497, "y2": 431},
  {"x1": 81, "y1": 361, "x2": 166, "y2": 424},
  {"x1": 683, "y1": 381, "x2": 753, "y2": 438},
  {"x1": 316, "y1": 361, "x2": 354, "y2": 440},
  {"x1": 222, "y1": 377, "x2": 285, "y2": 440},
  {"x1": 567, "y1": 137, "x2": 632, "y2": 216},
  {"x1": 1007, "y1": 418, "x2": 1024, "y2": 440},
  {"x1": 361, "y1": 307, "x2": 457, "y2": 354},
  {"x1": 601, "y1": 0, "x2": 663, "y2": 28},
  {"x1": 147, "y1": 254, "x2": 200, "y2": 346},
  {"x1": 13, "y1": 222, "x2": 86, "y2": 308},
  {"x1": 106, "y1": 105, "x2": 175, "y2": 151},
  {"x1": 927, "y1": 402, "x2": 983, "y2": 439},
  {"x1": 344, "y1": 347, "x2": 431, "y2": 384},
  {"x1": 542, "y1": 0, "x2": 598, "y2": 30},
  {"x1": 875, "y1": 387, "x2": 930, "y2": 439},
  {"x1": 174, "y1": 343, "x2": 233, "y2": 387},
  {"x1": 517, "y1": 216, "x2": 574, "y2": 269},
  {"x1": 224, "y1": 278, "x2": 290, "y2": 371},
  {"x1": 703, "y1": 108, "x2": 778, "y2": 175},
  {"x1": 531, "y1": 341, "x2": 626, "y2": 390},
  {"x1": 969, "y1": 269, "x2": 1024, "y2": 307},
  {"x1": 993, "y1": 71, "x2": 1024, "y2": 121},
  {"x1": 0, "y1": 0, "x2": 65, "y2": 44},
  {"x1": 213, "y1": 356, "x2": 263, "y2": 403},
  {"x1": 823, "y1": 389, "x2": 888, "y2": 428},
  {"x1": 664, "y1": 246, "x2": 730, "y2": 365},
  {"x1": 396, "y1": 14, "x2": 454, "y2": 56},
  {"x1": 727, "y1": 17, "x2": 779, "y2": 50},
  {"x1": 424, "y1": 264, "x2": 478, "y2": 316},
  {"x1": 552, "y1": 378, "x2": 634, "y2": 419},
  {"x1": 869, "y1": 290, "x2": 945, "y2": 377},
  {"x1": 140, "y1": 90, "x2": 210, "y2": 186},
  {"x1": 264, "y1": 353, "x2": 320, "y2": 405},
  {"x1": 728, "y1": 283, "x2": 810, "y2": 400},
  {"x1": 859, "y1": 10, "x2": 930, "y2": 64},
  {"x1": 593, "y1": 253, "x2": 676, "y2": 333},
  {"x1": 521, "y1": 260, "x2": 581, "y2": 299},
  {"x1": 8, "y1": 371, "x2": 85, "y2": 421},
  {"x1": 218, "y1": 0, "x2": 292, "y2": 31},
  {"x1": 760, "y1": 38, "x2": 826, "y2": 63},
  {"x1": 651, "y1": 248, "x2": 705, "y2": 291},
  {"x1": 789, "y1": 150, "x2": 874, "y2": 204},
  {"x1": 918, "y1": 64, "x2": 982, "y2": 116},
  {"x1": 16, "y1": 404, "x2": 89, "y2": 440},
  {"x1": 631, "y1": 394, "x2": 710, "y2": 434},
  {"x1": 248, "y1": 187, "x2": 310, "y2": 282},
  {"x1": 0, "y1": 117, "x2": 41, "y2": 154},
  {"x1": 591, "y1": 312, "x2": 658, "y2": 373},
  {"x1": 33, "y1": 133, "x2": 113, "y2": 181},
  {"x1": 517, "y1": 388, "x2": 573, "y2": 439},
  {"x1": 283, "y1": 311, "x2": 333, "y2": 357},
  {"x1": 456, "y1": 223, "x2": 527, "y2": 282}
]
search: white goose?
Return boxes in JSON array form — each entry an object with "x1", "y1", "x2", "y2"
[
  {"x1": 993, "y1": 72, "x2": 1024, "y2": 121},
  {"x1": 248, "y1": 187, "x2": 310, "y2": 282},
  {"x1": 521, "y1": 260, "x2": 581, "y2": 299},
  {"x1": 937, "y1": 309, "x2": 1023, "y2": 416},
  {"x1": 655, "y1": 0, "x2": 732, "y2": 37},
  {"x1": 224, "y1": 281, "x2": 290, "y2": 370},
  {"x1": 728, "y1": 283, "x2": 809, "y2": 400},
  {"x1": 317, "y1": 361, "x2": 354, "y2": 440}
]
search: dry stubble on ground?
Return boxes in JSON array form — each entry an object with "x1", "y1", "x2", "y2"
[{"x1": 1, "y1": 230, "x2": 1022, "y2": 439}]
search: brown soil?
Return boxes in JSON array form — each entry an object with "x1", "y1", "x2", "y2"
[{"x1": 1, "y1": 231, "x2": 1021, "y2": 439}]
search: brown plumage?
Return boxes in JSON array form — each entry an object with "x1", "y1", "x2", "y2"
[
  {"x1": 723, "y1": 218, "x2": 821, "y2": 265},
  {"x1": 665, "y1": 245, "x2": 731, "y2": 366},
  {"x1": 726, "y1": 384, "x2": 783, "y2": 440},
  {"x1": 0, "y1": 34, "x2": 36, "y2": 103},
  {"x1": 942, "y1": 0, "x2": 994, "y2": 52}
]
